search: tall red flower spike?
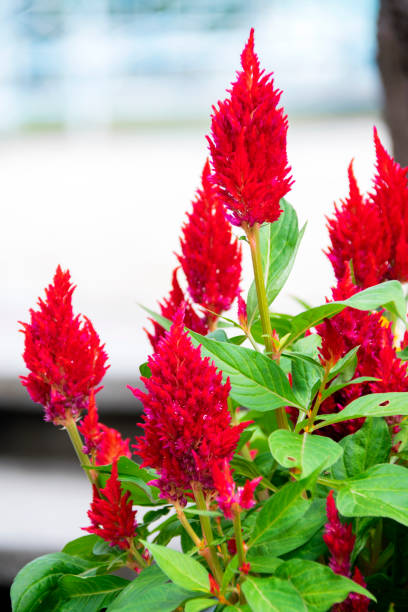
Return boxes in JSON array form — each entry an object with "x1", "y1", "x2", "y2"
[
  {"x1": 370, "y1": 126, "x2": 408, "y2": 283},
  {"x1": 130, "y1": 308, "x2": 249, "y2": 503},
  {"x1": 326, "y1": 128, "x2": 408, "y2": 289},
  {"x1": 20, "y1": 266, "x2": 109, "y2": 425},
  {"x1": 316, "y1": 271, "x2": 408, "y2": 440},
  {"x1": 324, "y1": 491, "x2": 369, "y2": 612},
  {"x1": 145, "y1": 267, "x2": 207, "y2": 350},
  {"x1": 212, "y1": 459, "x2": 261, "y2": 519},
  {"x1": 83, "y1": 460, "x2": 137, "y2": 550},
  {"x1": 78, "y1": 392, "x2": 131, "y2": 464},
  {"x1": 179, "y1": 160, "x2": 242, "y2": 329},
  {"x1": 326, "y1": 161, "x2": 388, "y2": 289},
  {"x1": 208, "y1": 28, "x2": 293, "y2": 227}
]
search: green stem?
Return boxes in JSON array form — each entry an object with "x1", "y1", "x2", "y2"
[
  {"x1": 129, "y1": 541, "x2": 148, "y2": 569},
  {"x1": 306, "y1": 364, "x2": 330, "y2": 431},
  {"x1": 317, "y1": 477, "x2": 342, "y2": 489},
  {"x1": 65, "y1": 416, "x2": 94, "y2": 485},
  {"x1": 192, "y1": 483, "x2": 223, "y2": 584},
  {"x1": 245, "y1": 223, "x2": 289, "y2": 431},
  {"x1": 233, "y1": 509, "x2": 245, "y2": 569}
]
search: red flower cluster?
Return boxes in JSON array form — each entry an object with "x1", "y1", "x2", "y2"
[
  {"x1": 208, "y1": 28, "x2": 293, "y2": 227},
  {"x1": 78, "y1": 392, "x2": 131, "y2": 465},
  {"x1": 145, "y1": 267, "x2": 207, "y2": 350},
  {"x1": 83, "y1": 461, "x2": 137, "y2": 550},
  {"x1": 324, "y1": 491, "x2": 369, "y2": 611},
  {"x1": 179, "y1": 160, "x2": 242, "y2": 329},
  {"x1": 20, "y1": 266, "x2": 108, "y2": 425},
  {"x1": 131, "y1": 308, "x2": 249, "y2": 503},
  {"x1": 327, "y1": 128, "x2": 408, "y2": 288},
  {"x1": 316, "y1": 272, "x2": 408, "y2": 440},
  {"x1": 212, "y1": 459, "x2": 261, "y2": 519}
]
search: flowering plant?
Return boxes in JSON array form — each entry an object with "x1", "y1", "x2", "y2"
[{"x1": 11, "y1": 30, "x2": 408, "y2": 612}]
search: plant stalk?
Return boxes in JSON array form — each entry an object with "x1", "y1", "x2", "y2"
[
  {"x1": 192, "y1": 483, "x2": 224, "y2": 584},
  {"x1": 245, "y1": 222, "x2": 289, "y2": 430},
  {"x1": 232, "y1": 509, "x2": 245, "y2": 569},
  {"x1": 65, "y1": 416, "x2": 94, "y2": 485}
]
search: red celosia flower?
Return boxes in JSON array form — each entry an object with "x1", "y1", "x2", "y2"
[
  {"x1": 239, "y1": 562, "x2": 251, "y2": 575},
  {"x1": 131, "y1": 308, "x2": 249, "y2": 503},
  {"x1": 145, "y1": 267, "x2": 207, "y2": 350},
  {"x1": 83, "y1": 460, "x2": 137, "y2": 550},
  {"x1": 370, "y1": 126, "x2": 408, "y2": 283},
  {"x1": 315, "y1": 271, "x2": 408, "y2": 440},
  {"x1": 78, "y1": 392, "x2": 131, "y2": 464},
  {"x1": 324, "y1": 491, "x2": 369, "y2": 612},
  {"x1": 96, "y1": 425, "x2": 131, "y2": 466},
  {"x1": 178, "y1": 160, "x2": 242, "y2": 329},
  {"x1": 20, "y1": 266, "x2": 108, "y2": 425},
  {"x1": 326, "y1": 161, "x2": 388, "y2": 289},
  {"x1": 208, "y1": 28, "x2": 293, "y2": 227},
  {"x1": 326, "y1": 128, "x2": 408, "y2": 289},
  {"x1": 209, "y1": 573, "x2": 220, "y2": 596},
  {"x1": 237, "y1": 294, "x2": 248, "y2": 331},
  {"x1": 212, "y1": 459, "x2": 261, "y2": 519},
  {"x1": 78, "y1": 391, "x2": 103, "y2": 455}
]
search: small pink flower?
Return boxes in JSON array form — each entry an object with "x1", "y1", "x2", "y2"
[{"x1": 212, "y1": 459, "x2": 261, "y2": 519}]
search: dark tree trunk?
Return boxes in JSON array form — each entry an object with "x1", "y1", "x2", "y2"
[{"x1": 377, "y1": 0, "x2": 408, "y2": 166}]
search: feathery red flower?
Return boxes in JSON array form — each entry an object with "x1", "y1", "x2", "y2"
[
  {"x1": 370, "y1": 126, "x2": 408, "y2": 282},
  {"x1": 212, "y1": 459, "x2": 261, "y2": 519},
  {"x1": 208, "y1": 28, "x2": 293, "y2": 227},
  {"x1": 326, "y1": 128, "x2": 408, "y2": 289},
  {"x1": 316, "y1": 272, "x2": 408, "y2": 440},
  {"x1": 78, "y1": 392, "x2": 131, "y2": 464},
  {"x1": 326, "y1": 161, "x2": 388, "y2": 289},
  {"x1": 324, "y1": 491, "x2": 369, "y2": 612},
  {"x1": 145, "y1": 267, "x2": 207, "y2": 350},
  {"x1": 178, "y1": 160, "x2": 242, "y2": 328},
  {"x1": 20, "y1": 266, "x2": 108, "y2": 425},
  {"x1": 83, "y1": 460, "x2": 137, "y2": 550},
  {"x1": 131, "y1": 308, "x2": 249, "y2": 503}
]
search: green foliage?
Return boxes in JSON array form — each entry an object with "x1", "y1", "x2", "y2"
[
  {"x1": 144, "y1": 542, "x2": 210, "y2": 593},
  {"x1": 246, "y1": 199, "x2": 306, "y2": 325}
]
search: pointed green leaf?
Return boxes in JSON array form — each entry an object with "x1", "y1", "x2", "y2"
[
  {"x1": 274, "y1": 559, "x2": 374, "y2": 611},
  {"x1": 337, "y1": 463, "x2": 408, "y2": 526},
  {"x1": 189, "y1": 331, "x2": 303, "y2": 412},
  {"x1": 269, "y1": 430, "x2": 343, "y2": 477},
  {"x1": 59, "y1": 575, "x2": 129, "y2": 611},
  {"x1": 144, "y1": 542, "x2": 209, "y2": 592},
  {"x1": 184, "y1": 598, "x2": 217, "y2": 612},
  {"x1": 242, "y1": 576, "x2": 306, "y2": 611},
  {"x1": 247, "y1": 199, "x2": 305, "y2": 326},
  {"x1": 314, "y1": 392, "x2": 408, "y2": 430}
]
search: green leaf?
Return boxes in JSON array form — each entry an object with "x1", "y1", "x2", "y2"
[
  {"x1": 59, "y1": 575, "x2": 129, "y2": 611},
  {"x1": 11, "y1": 553, "x2": 93, "y2": 612},
  {"x1": 337, "y1": 463, "x2": 408, "y2": 526},
  {"x1": 248, "y1": 499, "x2": 326, "y2": 560},
  {"x1": 189, "y1": 331, "x2": 303, "y2": 412},
  {"x1": 282, "y1": 280, "x2": 406, "y2": 349},
  {"x1": 230, "y1": 455, "x2": 275, "y2": 491},
  {"x1": 251, "y1": 314, "x2": 293, "y2": 344},
  {"x1": 62, "y1": 535, "x2": 107, "y2": 562},
  {"x1": 242, "y1": 575, "x2": 306, "y2": 611},
  {"x1": 249, "y1": 472, "x2": 317, "y2": 548},
  {"x1": 332, "y1": 418, "x2": 391, "y2": 479},
  {"x1": 313, "y1": 392, "x2": 408, "y2": 430},
  {"x1": 327, "y1": 346, "x2": 359, "y2": 382},
  {"x1": 106, "y1": 565, "x2": 196, "y2": 612},
  {"x1": 139, "y1": 362, "x2": 152, "y2": 378},
  {"x1": 247, "y1": 199, "x2": 306, "y2": 326},
  {"x1": 144, "y1": 542, "x2": 209, "y2": 593},
  {"x1": 274, "y1": 559, "x2": 374, "y2": 611},
  {"x1": 139, "y1": 305, "x2": 172, "y2": 332},
  {"x1": 269, "y1": 430, "x2": 343, "y2": 477},
  {"x1": 184, "y1": 598, "x2": 216, "y2": 612},
  {"x1": 245, "y1": 556, "x2": 283, "y2": 574},
  {"x1": 93, "y1": 457, "x2": 162, "y2": 506},
  {"x1": 320, "y1": 376, "x2": 379, "y2": 402}
]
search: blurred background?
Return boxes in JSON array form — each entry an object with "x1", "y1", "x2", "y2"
[{"x1": 1, "y1": 0, "x2": 406, "y2": 605}]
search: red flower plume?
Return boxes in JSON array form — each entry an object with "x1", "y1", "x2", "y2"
[
  {"x1": 208, "y1": 28, "x2": 293, "y2": 227},
  {"x1": 326, "y1": 161, "x2": 388, "y2": 289},
  {"x1": 212, "y1": 459, "x2": 260, "y2": 519},
  {"x1": 145, "y1": 267, "x2": 207, "y2": 350},
  {"x1": 179, "y1": 160, "x2": 242, "y2": 328},
  {"x1": 20, "y1": 266, "x2": 108, "y2": 425},
  {"x1": 83, "y1": 460, "x2": 137, "y2": 550},
  {"x1": 131, "y1": 308, "x2": 249, "y2": 503}
]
